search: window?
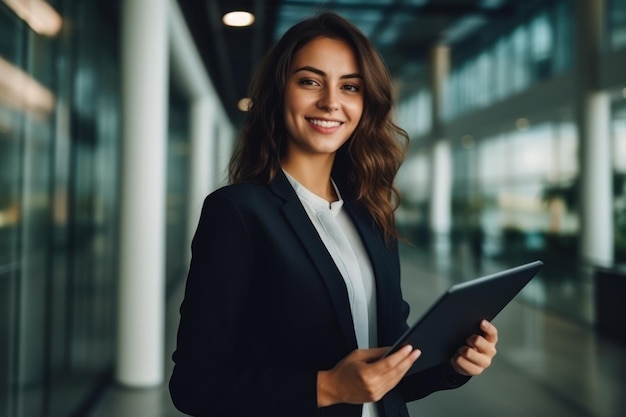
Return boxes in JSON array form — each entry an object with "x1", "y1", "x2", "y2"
[{"x1": 609, "y1": 0, "x2": 626, "y2": 50}]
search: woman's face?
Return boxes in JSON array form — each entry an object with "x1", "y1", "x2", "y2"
[{"x1": 283, "y1": 36, "x2": 363, "y2": 161}]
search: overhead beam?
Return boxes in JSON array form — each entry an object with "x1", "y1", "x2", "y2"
[{"x1": 280, "y1": 0, "x2": 514, "y2": 17}]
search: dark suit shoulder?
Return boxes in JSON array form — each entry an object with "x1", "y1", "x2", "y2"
[
  {"x1": 207, "y1": 183, "x2": 268, "y2": 205},
  {"x1": 209, "y1": 182, "x2": 266, "y2": 199},
  {"x1": 202, "y1": 182, "x2": 287, "y2": 222},
  {"x1": 208, "y1": 175, "x2": 295, "y2": 208}
]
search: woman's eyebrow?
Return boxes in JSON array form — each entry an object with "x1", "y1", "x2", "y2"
[{"x1": 292, "y1": 65, "x2": 362, "y2": 79}]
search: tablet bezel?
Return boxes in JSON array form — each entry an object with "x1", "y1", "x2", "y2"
[{"x1": 385, "y1": 260, "x2": 544, "y2": 375}]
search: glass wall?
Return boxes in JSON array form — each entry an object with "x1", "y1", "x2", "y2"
[
  {"x1": 398, "y1": 115, "x2": 587, "y2": 320},
  {"x1": 0, "y1": 4, "x2": 25, "y2": 416},
  {"x1": 455, "y1": 117, "x2": 579, "y2": 263},
  {"x1": 397, "y1": 88, "x2": 432, "y2": 138},
  {"x1": 444, "y1": 0, "x2": 573, "y2": 121},
  {"x1": 166, "y1": 89, "x2": 190, "y2": 291},
  {"x1": 396, "y1": 0, "x2": 626, "y2": 325},
  {"x1": 0, "y1": 1, "x2": 122, "y2": 416},
  {"x1": 0, "y1": 0, "x2": 232, "y2": 414}
]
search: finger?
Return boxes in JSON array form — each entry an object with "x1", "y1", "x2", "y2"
[
  {"x1": 452, "y1": 354, "x2": 484, "y2": 376},
  {"x1": 456, "y1": 345, "x2": 493, "y2": 369},
  {"x1": 373, "y1": 348, "x2": 421, "y2": 394},
  {"x1": 371, "y1": 345, "x2": 418, "y2": 376},
  {"x1": 480, "y1": 320, "x2": 498, "y2": 343},
  {"x1": 397, "y1": 348, "x2": 421, "y2": 372},
  {"x1": 466, "y1": 335, "x2": 497, "y2": 356},
  {"x1": 382, "y1": 345, "x2": 415, "y2": 366}
]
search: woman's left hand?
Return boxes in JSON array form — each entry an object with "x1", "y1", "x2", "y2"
[{"x1": 450, "y1": 319, "x2": 498, "y2": 376}]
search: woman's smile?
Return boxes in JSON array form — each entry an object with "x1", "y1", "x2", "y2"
[{"x1": 306, "y1": 117, "x2": 345, "y2": 132}]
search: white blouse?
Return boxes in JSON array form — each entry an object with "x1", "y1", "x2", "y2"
[{"x1": 283, "y1": 171, "x2": 379, "y2": 417}]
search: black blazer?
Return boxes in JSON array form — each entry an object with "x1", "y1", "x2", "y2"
[{"x1": 169, "y1": 171, "x2": 469, "y2": 417}]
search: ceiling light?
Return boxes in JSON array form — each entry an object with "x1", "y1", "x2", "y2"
[
  {"x1": 222, "y1": 11, "x2": 255, "y2": 27},
  {"x1": 237, "y1": 97, "x2": 252, "y2": 112}
]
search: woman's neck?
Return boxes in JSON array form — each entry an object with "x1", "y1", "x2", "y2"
[{"x1": 281, "y1": 155, "x2": 337, "y2": 202}]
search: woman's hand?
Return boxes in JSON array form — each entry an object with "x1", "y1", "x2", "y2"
[
  {"x1": 451, "y1": 319, "x2": 498, "y2": 376},
  {"x1": 317, "y1": 345, "x2": 421, "y2": 407}
]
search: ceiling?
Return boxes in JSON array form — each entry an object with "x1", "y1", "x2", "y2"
[{"x1": 177, "y1": 0, "x2": 531, "y2": 126}]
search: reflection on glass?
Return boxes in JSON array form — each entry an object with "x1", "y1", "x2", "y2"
[
  {"x1": 609, "y1": 0, "x2": 626, "y2": 50},
  {"x1": 529, "y1": 12, "x2": 553, "y2": 80},
  {"x1": 445, "y1": 0, "x2": 573, "y2": 119}
]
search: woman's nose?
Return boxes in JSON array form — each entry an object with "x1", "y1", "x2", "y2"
[{"x1": 317, "y1": 89, "x2": 339, "y2": 112}]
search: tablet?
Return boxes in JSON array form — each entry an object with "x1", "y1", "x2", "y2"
[{"x1": 385, "y1": 260, "x2": 544, "y2": 375}]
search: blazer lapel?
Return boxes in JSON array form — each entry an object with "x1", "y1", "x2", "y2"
[{"x1": 268, "y1": 172, "x2": 358, "y2": 350}]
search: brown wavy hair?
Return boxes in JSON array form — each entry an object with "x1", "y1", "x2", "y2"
[{"x1": 229, "y1": 12, "x2": 408, "y2": 245}]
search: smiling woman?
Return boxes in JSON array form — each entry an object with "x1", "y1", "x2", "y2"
[
  {"x1": 169, "y1": 12, "x2": 499, "y2": 417},
  {"x1": 228, "y1": 13, "x2": 410, "y2": 242}
]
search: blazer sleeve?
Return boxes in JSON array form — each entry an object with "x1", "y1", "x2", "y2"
[
  {"x1": 396, "y1": 362, "x2": 471, "y2": 402},
  {"x1": 169, "y1": 192, "x2": 319, "y2": 417}
]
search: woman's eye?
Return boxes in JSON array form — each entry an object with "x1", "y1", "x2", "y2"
[
  {"x1": 299, "y1": 79, "x2": 319, "y2": 87},
  {"x1": 343, "y1": 84, "x2": 360, "y2": 93}
]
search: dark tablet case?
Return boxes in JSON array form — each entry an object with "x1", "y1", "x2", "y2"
[{"x1": 386, "y1": 260, "x2": 544, "y2": 375}]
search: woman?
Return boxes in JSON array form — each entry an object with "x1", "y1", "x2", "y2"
[{"x1": 169, "y1": 12, "x2": 498, "y2": 417}]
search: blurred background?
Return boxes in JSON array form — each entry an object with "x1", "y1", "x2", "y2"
[{"x1": 0, "y1": 0, "x2": 625, "y2": 416}]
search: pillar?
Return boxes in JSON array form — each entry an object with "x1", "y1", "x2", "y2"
[
  {"x1": 428, "y1": 45, "x2": 452, "y2": 238},
  {"x1": 117, "y1": 0, "x2": 169, "y2": 386},
  {"x1": 576, "y1": 0, "x2": 613, "y2": 267},
  {"x1": 430, "y1": 140, "x2": 452, "y2": 235}
]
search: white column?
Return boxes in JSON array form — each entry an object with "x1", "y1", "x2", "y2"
[
  {"x1": 430, "y1": 140, "x2": 452, "y2": 234},
  {"x1": 187, "y1": 98, "x2": 216, "y2": 249},
  {"x1": 580, "y1": 93, "x2": 612, "y2": 266},
  {"x1": 428, "y1": 45, "x2": 452, "y2": 237},
  {"x1": 117, "y1": 0, "x2": 169, "y2": 386},
  {"x1": 576, "y1": 0, "x2": 613, "y2": 266}
]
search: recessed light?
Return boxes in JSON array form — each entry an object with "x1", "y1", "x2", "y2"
[
  {"x1": 516, "y1": 118, "x2": 530, "y2": 131},
  {"x1": 222, "y1": 11, "x2": 255, "y2": 27},
  {"x1": 238, "y1": 97, "x2": 252, "y2": 112},
  {"x1": 461, "y1": 134, "x2": 475, "y2": 148}
]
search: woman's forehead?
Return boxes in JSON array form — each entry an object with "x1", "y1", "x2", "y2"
[{"x1": 290, "y1": 37, "x2": 361, "y2": 74}]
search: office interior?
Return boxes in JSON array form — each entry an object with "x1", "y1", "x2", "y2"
[{"x1": 0, "y1": 0, "x2": 625, "y2": 416}]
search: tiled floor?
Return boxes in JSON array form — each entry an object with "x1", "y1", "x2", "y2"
[{"x1": 88, "y1": 245, "x2": 626, "y2": 417}]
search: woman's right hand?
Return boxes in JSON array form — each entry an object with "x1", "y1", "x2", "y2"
[{"x1": 317, "y1": 345, "x2": 421, "y2": 407}]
